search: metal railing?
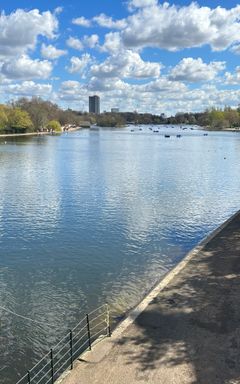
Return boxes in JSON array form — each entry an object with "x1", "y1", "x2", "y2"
[{"x1": 16, "y1": 303, "x2": 111, "y2": 384}]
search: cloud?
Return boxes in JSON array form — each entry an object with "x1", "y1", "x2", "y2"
[
  {"x1": 230, "y1": 44, "x2": 240, "y2": 55},
  {"x1": 66, "y1": 37, "x2": 83, "y2": 51},
  {"x1": 169, "y1": 58, "x2": 226, "y2": 82},
  {"x1": 121, "y1": 3, "x2": 240, "y2": 51},
  {"x1": 72, "y1": 16, "x2": 91, "y2": 27},
  {"x1": 0, "y1": 9, "x2": 58, "y2": 57},
  {"x1": 1, "y1": 55, "x2": 53, "y2": 80},
  {"x1": 59, "y1": 80, "x2": 88, "y2": 100},
  {"x1": 144, "y1": 77, "x2": 187, "y2": 93},
  {"x1": 225, "y1": 67, "x2": 240, "y2": 85},
  {"x1": 67, "y1": 54, "x2": 92, "y2": 76},
  {"x1": 81, "y1": 75, "x2": 188, "y2": 113},
  {"x1": 93, "y1": 13, "x2": 127, "y2": 29},
  {"x1": 128, "y1": 0, "x2": 158, "y2": 11},
  {"x1": 54, "y1": 76, "x2": 240, "y2": 116},
  {"x1": 61, "y1": 80, "x2": 83, "y2": 90},
  {"x1": 41, "y1": 44, "x2": 67, "y2": 60},
  {"x1": 54, "y1": 7, "x2": 63, "y2": 15},
  {"x1": 83, "y1": 34, "x2": 99, "y2": 48},
  {"x1": 5, "y1": 81, "x2": 52, "y2": 96},
  {"x1": 88, "y1": 77, "x2": 130, "y2": 92},
  {"x1": 66, "y1": 35, "x2": 99, "y2": 51},
  {"x1": 1, "y1": 3, "x2": 240, "y2": 116},
  {"x1": 91, "y1": 50, "x2": 161, "y2": 79},
  {"x1": 58, "y1": 81, "x2": 90, "y2": 111},
  {"x1": 101, "y1": 32, "x2": 124, "y2": 53},
  {"x1": 72, "y1": 13, "x2": 126, "y2": 30}
]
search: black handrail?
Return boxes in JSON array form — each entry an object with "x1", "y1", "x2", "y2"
[{"x1": 15, "y1": 304, "x2": 111, "y2": 384}]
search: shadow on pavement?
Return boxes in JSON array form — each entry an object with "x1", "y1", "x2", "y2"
[{"x1": 115, "y1": 214, "x2": 240, "y2": 383}]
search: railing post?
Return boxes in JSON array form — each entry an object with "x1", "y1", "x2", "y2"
[
  {"x1": 106, "y1": 303, "x2": 111, "y2": 337},
  {"x1": 69, "y1": 330, "x2": 73, "y2": 369},
  {"x1": 27, "y1": 370, "x2": 31, "y2": 384},
  {"x1": 17, "y1": 303, "x2": 114, "y2": 384},
  {"x1": 86, "y1": 314, "x2": 92, "y2": 350},
  {"x1": 50, "y1": 349, "x2": 54, "y2": 384}
]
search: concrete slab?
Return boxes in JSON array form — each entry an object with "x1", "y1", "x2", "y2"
[{"x1": 60, "y1": 211, "x2": 240, "y2": 384}]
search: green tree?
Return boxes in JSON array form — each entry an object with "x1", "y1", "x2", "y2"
[
  {"x1": 14, "y1": 97, "x2": 59, "y2": 130},
  {"x1": 224, "y1": 107, "x2": 240, "y2": 127},
  {"x1": 47, "y1": 120, "x2": 62, "y2": 132},
  {"x1": 6, "y1": 108, "x2": 33, "y2": 133},
  {"x1": 0, "y1": 106, "x2": 8, "y2": 132},
  {"x1": 96, "y1": 113, "x2": 125, "y2": 127},
  {"x1": 208, "y1": 108, "x2": 228, "y2": 129}
]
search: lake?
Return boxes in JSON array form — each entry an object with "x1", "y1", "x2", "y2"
[{"x1": 0, "y1": 125, "x2": 240, "y2": 383}]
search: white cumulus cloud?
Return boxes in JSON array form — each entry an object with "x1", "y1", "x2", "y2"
[
  {"x1": 5, "y1": 81, "x2": 52, "y2": 96},
  {"x1": 59, "y1": 80, "x2": 88, "y2": 101},
  {"x1": 0, "y1": 9, "x2": 58, "y2": 57},
  {"x1": 93, "y1": 14, "x2": 127, "y2": 29},
  {"x1": 128, "y1": 0, "x2": 158, "y2": 11},
  {"x1": 225, "y1": 67, "x2": 240, "y2": 85},
  {"x1": 67, "y1": 54, "x2": 92, "y2": 76},
  {"x1": 91, "y1": 50, "x2": 161, "y2": 79},
  {"x1": 66, "y1": 35, "x2": 99, "y2": 50},
  {"x1": 1, "y1": 55, "x2": 53, "y2": 80},
  {"x1": 144, "y1": 77, "x2": 187, "y2": 93},
  {"x1": 66, "y1": 37, "x2": 83, "y2": 51},
  {"x1": 169, "y1": 58, "x2": 226, "y2": 82},
  {"x1": 72, "y1": 16, "x2": 91, "y2": 27},
  {"x1": 41, "y1": 44, "x2": 67, "y2": 60},
  {"x1": 230, "y1": 44, "x2": 240, "y2": 55},
  {"x1": 83, "y1": 34, "x2": 99, "y2": 48},
  {"x1": 101, "y1": 32, "x2": 123, "y2": 53},
  {"x1": 88, "y1": 77, "x2": 129, "y2": 92},
  {"x1": 121, "y1": 3, "x2": 240, "y2": 51},
  {"x1": 54, "y1": 7, "x2": 63, "y2": 15}
]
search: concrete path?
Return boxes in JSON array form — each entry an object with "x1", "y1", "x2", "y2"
[{"x1": 61, "y1": 212, "x2": 240, "y2": 384}]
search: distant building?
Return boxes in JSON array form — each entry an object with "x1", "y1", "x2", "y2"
[
  {"x1": 89, "y1": 95, "x2": 100, "y2": 114},
  {"x1": 111, "y1": 108, "x2": 119, "y2": 113}
]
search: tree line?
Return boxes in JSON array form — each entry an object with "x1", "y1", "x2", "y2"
[
  {"x1": 97, "y1": 107, "x2": 240, "y2": 129},
  {"x1": 0, "y1": 97, "x2": 240, "y2": 133},
  {"x1": 0, "y1": 97, "x2": 89, "y2": 134}
]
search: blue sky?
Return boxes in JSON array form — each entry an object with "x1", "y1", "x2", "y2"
[{"x1": 1, "y1": 0, "x2": 240, "y2": 115}]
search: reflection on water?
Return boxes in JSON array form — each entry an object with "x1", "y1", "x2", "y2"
[{"x1": 0, "y1": 126, "x2": 240, "y2": 383}]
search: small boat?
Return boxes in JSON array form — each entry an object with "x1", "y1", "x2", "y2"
[
  {"x1": 165, "y1": 135, "x2": 170, "y2": 138},
  {"x1": 203, "y1": 133, "x2": 208, "y2": 136},
  {"x1": 176, "y1": 134, "x2": 181, "y2": 138}
]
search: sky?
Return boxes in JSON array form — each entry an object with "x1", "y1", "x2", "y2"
[{"x1": 1, "y1": 0, "x2": 240, "y2": 115}]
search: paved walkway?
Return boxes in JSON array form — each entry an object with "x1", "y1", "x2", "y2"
[{"x1": 61, "y1": 212, "x2": 240, "y2": 384}]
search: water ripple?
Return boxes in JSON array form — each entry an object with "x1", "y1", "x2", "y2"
[{"x1": 0, "y1": 127, "x2": 240, "y2": 383}]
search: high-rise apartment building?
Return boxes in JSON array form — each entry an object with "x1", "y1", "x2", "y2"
[{"x1": 89, "y1": 95, "x2": 100, "y2": 114}]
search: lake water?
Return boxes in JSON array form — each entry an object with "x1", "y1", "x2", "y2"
[{"x1": 0, "y1": 125, "x2": 240, "y2": 383}]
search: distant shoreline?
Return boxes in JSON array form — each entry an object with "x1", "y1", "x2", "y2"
[
  {"x1": 0, "y1": 132, "x2": 50, "y2": 138},
  {"x1": 0, "y1": 125, "x2": 239, "y2": 139},
  {"x1": 0, "y1": 126, "x2": 82, "y2": 139}
]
